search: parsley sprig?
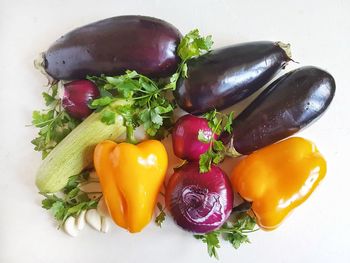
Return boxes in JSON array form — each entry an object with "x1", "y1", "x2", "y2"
[
  {"x1": 198, "y1": 110, "x2": 234, "y2": 173},
  {"x1": 31, "y1": 84, "x2": 79, "y2": 158},
  {"x1": 194, "y1": 213, "x2": 258, "y2": 259},
  {"x1": 155, "y1": 202, "x2": 166, "y2": 227},
  {"x1": 40, "y1": 171, "x2": 101, "y2": 227},
  {"x1": 88, "y1": 70, "x2": 176, "y2": 142},
  {"x1": 164, "y1": 29, "x2": 214, "y2": 89}
]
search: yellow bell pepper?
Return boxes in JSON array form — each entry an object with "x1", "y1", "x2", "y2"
[
  {"x1": 94, "y1": 140, "x2": 168, "y2": 233},
  {"x1": 230, "y1": 137, "x2": 326, "y2": 230}
]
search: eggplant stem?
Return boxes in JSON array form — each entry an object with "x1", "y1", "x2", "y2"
[
  {"x1": 232, "y1": 201, "x2": 252, "y2": 213},
  {"x1": 276, "y1": 41, "x2": 292, "y2": 61},
  {"x1": 225, "y1": 137, "x2": 242, "y2": 158},
  {"x1": 34, "y1": 52, "x2": 57, "y2": 86}
]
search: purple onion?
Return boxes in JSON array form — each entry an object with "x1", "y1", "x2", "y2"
[
  {"x1": 62, "y1": 80, "x2": 100, "y2": 120},
  {"x1": 172, "y1": 114, "x2": 217, "y2": 161},
  {"x1": 165, "y1": 162, "x2": 233, "y2": 233}
]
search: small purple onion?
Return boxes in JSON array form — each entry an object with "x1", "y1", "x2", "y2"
[
  {"x1": 172, "y1": 114, "x2": 217, "y2": 161},
  {"x1": 62, "y1": 80, "x2": 100, "y2": 120},
  {"x1": 165, "y1": 162, "x2": 233, "y2": 233}
]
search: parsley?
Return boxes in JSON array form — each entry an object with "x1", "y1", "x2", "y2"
[
  {"x1": 164, "y1": 29, "x2": 214, "y2": 90},
  {"x1": 194, "y1": 213, "x2": 258, "y2": 259},
  {"x1": 177, "y1": 29, "x2": 214, "y2": 62},
  {"x1": 40, "y1": 171, "x2": 100, "y2": 227},
  {"x1": 31, "y1": 83, "x2": 79, "y2": 158},
  {"x1": 155, "y1": 202, "x2": 166, "y2": 227},
  {"x1": 194, "y1": 232, "x2": 220, "y2": 259},
  {"x1": 198, "y1": 110, "x2": 235, "y2": 173},
  {"x1": 89, "y1": 71, "x2": 176, "y2": 142}
]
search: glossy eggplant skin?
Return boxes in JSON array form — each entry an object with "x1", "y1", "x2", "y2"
[
  {"x1": 43, "y1": 16, "x2": 182, "y2": 80},
  {"x1": 174, "y1": 41, "x2": 291, "y2": 114},
  {"x1": 222, "y1": 66, "x2": 336, "y2": 155}
]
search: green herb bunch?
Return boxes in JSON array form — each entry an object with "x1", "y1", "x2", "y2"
[
  {"x1": 31, "y1": 84, "x2": 79, "y2": 158},
  {"x1": 194, "y1": 213, "x2": 259, "y2": 259}
]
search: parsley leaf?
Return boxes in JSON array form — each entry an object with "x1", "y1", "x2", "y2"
[
  {"x1": 195, "y1": 213, "x2": 258, "y2": 259},
  {"x1": 31, "y1": 84, "x2": 79, "y2": 159},
  {"x1": 224, "y1": 112, "x2": 234, "y2": 133},
  {"x1": 164, "y1": 29, "x2": 213, "y2": 91},
  {"x1": 101, "y1": 110, "x2": 116, "y2": 125},
  {"x1": 194, "y1": 232, "x2": 220, "y2": 260},
  {"x1": 89, "y1": 96, "x2": 113, "y2": 109},
  {"x1": 222, "y1": 213, "x2": 257, "y2": 249},
  {"x1": 198, "y1": 110, "x2": 235, "y2": 173},
  {"x1": 198, "y1": 129, "x2": 211, "y2": 143},
  {"x1": 40, "y1": 171, "x2": 100, "y2": 227},
  {"x1": 155, "y1": 202, "x2": 166, "y2": 227},
  {"x1": 199, "y1": 151, "x2": 213, "y2": 173},
  {"x1": 177, "y1": 29, "x2": 213, "y2": 61}
]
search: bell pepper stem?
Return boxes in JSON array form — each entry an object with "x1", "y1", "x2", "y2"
[
  {"x1": 232, "y1": 201, "x2": 252, "y2": 213},
  {"x1": 126, "y1": 124, "x2": 137, "y2": 144}
]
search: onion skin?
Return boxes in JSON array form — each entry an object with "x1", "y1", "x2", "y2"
[
  {"x1": 43, "y1": 16, "x2": 182, "y2": 80},
  {"x1": 172, "y1": 114, "x2": 217, "y2": 161},
  {"x1": 62, "y1": 80, "x2": 100, "y2": 120},
  {"x1": 165, "y1": 162, "x2": 233, "y2": 233}
]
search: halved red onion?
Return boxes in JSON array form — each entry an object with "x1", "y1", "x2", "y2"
[
  {"x1": 165, "y1": 162, "x2": 233, "y2": 233},
  {"x1": 62, "y1": 80, "x2": 100, "y2": 120},
  {"x1": 172, "y1": 114, "x2": 217, "y2": 161}
]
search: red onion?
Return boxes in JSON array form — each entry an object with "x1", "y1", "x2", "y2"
[
  {"x1": 172, "y1": 114, "x2": 217, "y2": 161},
  {"x1": 165, "y1": 162, "x2": 233, "y2": 233},
  {"x1": 62, "y1": 80, "x2": 100, "y2": 120}
]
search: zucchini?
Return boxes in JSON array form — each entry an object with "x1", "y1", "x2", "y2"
[{"x1": 36, "y1": 101, "x2": 128, "y2": 193}]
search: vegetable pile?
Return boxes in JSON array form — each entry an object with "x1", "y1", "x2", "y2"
[{"x1": 31, "y1": 15, "x2": 335, "y2": 259}]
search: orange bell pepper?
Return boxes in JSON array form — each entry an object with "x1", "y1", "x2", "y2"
[
  {"x1": 230, "y1": 137, "x2": 326, "y2": 230},
  {"x1": 94, "y1": 140, "x2": 168, "y2": 233}
]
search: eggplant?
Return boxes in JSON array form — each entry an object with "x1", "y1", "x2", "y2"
[
  {"x1": 174, "y1": 41, "x2": 292, "y2": 114},
  {"x1": 221, "y1": 66, "x2": 336, "y2": 155},
  {"x1": 38, "y1": 16, "x2": 182, "y2": 80}
]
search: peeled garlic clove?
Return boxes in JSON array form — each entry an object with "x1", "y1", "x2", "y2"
[
  {"x1": 76, "y1": 210, "x2": 86, "y2": 231},
  {"x1": 101, "y1": 216, "x2": 110, "y2": 233},
  {"x1": 64, "y1": 216, "x2": 79, "y2": 237},
  {"x1": 97, "y1": 198, "x2": 110, "y2": 217},
  {"x1": 85, "y1": 209, "x2": 101, "y2": 231}
]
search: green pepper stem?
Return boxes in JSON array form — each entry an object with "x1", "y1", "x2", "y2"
[{"x1": 126, "y1": 124, "x2": 137, "y2": 144}]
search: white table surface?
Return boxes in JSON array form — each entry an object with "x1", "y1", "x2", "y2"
[{"x1": 1, "y1": 0, "x2": 349, "y2": 262}]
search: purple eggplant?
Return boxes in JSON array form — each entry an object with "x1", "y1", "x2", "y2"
[
  {"x1": 221, "y1": 66, "x2": 336, "y2": 155},
  {"x1": 39, "y1": 16, "x2": 182, "y2": 80},
  {"x1": 174, "y1": 41, "x2": 292, "y2": 115}
]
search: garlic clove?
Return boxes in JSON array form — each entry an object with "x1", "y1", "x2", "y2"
[
  {"x1": 76, "y1": 210, "x2": 86, "y2": 231},
  {"x1": 100, "y1": 216, "x2": 110, "y2": 233},
  {"x1": 85, "y1": 209, "x2": 101, "y2": 231},
  {"x1": 64, "y1": 216, "x2": 79, "y2": 237},
  {"x1": 97, "y1": 198, "x2": 110, "y2": 217}
]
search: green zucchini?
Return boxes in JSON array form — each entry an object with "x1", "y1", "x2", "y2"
[{"x1": 36, "y1": 101, "x2": 128, "y2": 193}]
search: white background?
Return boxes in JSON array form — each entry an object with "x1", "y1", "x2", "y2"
[{"x1": 0, "y1": 0, "x2": 349, "y2": 262}]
